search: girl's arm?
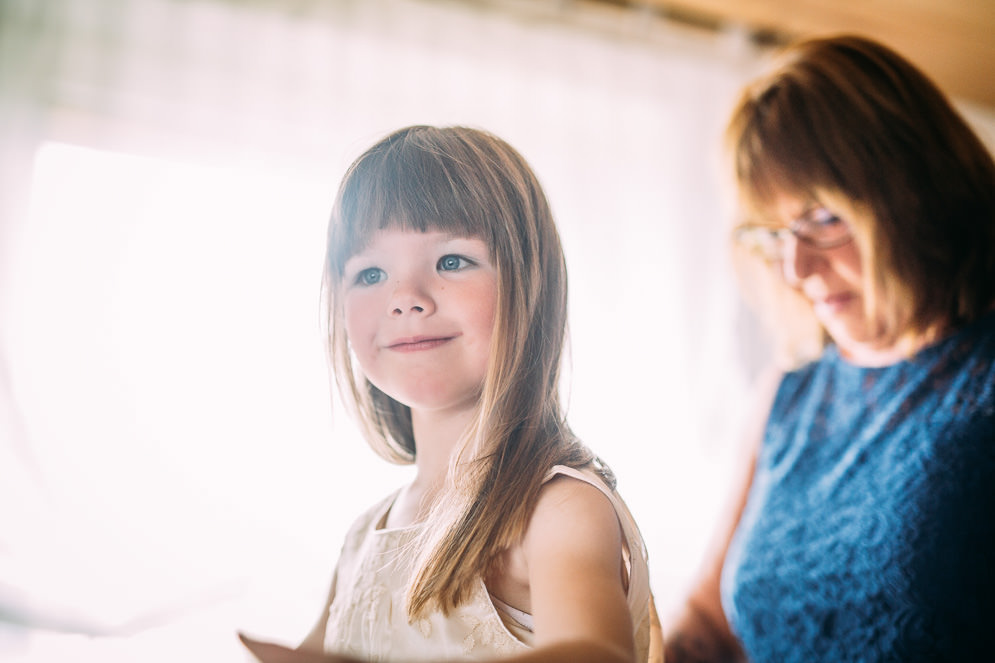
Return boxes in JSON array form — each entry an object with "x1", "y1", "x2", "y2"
[
  {"x1": 515, "y1": 474, "x2": 637, "y2": 663},
  {"x1": 241, "y1": 636, "x2": 632, "y2": 663},
  {"x1": 662, "y1": 368, "x2": 781, "y2": 663}
]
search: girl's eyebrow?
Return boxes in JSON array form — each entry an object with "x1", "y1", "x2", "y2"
[
  {"x1": 438, "y1": 232, "x2": 480, "y2": 243},
  {"x1": 342, "y1": 232, "x2": 488, "y2": 264},
  {"x1": 447, "y1": 233, "x2": 492, "y2": 246},
  {"x1": 342, "y1": 250, "x2": 377, "y2": 272}
]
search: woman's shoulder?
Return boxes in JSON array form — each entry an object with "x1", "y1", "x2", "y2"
[{"x1": 929, "y1": 307, "x2": 995, "y2": 369}]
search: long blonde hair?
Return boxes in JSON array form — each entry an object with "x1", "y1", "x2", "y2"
[
  {"x1": 726, "y1": 35, "x2": 995, "y2": 365},
  {"x1": 323, "y1": 125, "x2": 601, "y2": 619}
]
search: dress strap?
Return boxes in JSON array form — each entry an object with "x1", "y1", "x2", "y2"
[{"x1": 490, "y1": 593, "x2": 535, "y2": 633}]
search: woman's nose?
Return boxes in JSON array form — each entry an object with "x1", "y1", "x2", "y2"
[{"x1": 781, "y1": 235, "x2": 819, "y2": 285}]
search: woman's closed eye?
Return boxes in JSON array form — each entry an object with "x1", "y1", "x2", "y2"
[
  {"x1": 800, "y1": 207, "x2": 843, "y2": 230},
  {"x1": 792, "y1": 207, "x2": 852, "y2": 248},
  {"x1": 813, "y1": 211, "x2": 843, "y2": 227}
]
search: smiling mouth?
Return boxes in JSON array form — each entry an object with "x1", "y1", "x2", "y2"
[
  {"x1": 815, "y1": 293, "x2": 856, "y2": 312},
  {"x1": 387, "y1": 336, "x2": 455, "y2": 352}
]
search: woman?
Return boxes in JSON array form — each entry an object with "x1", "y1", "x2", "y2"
[{"x1": 664, "y1": 35, "x2": 995, "y2": 662}]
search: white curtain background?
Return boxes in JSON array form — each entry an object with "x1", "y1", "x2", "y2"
[{"x1": 2, "y1": 1, "x2": 993, "y2": 661}]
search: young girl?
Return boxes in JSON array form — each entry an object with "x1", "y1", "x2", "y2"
[{"x1": 242, "y1": 126, "x2": 656, "y2": 663}]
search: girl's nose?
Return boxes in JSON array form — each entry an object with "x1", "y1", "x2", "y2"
[{"x1": 387, "y1": 280, "x2": 435, "y2": 317}]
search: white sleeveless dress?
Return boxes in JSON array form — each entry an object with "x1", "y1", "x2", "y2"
[{"x1": 322, "y1": 464, "x2": 652, "y2": 661}]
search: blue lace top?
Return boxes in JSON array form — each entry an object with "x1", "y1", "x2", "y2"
[{"x1": 721, "y1": 311, "x2": 995, "y2": 662}]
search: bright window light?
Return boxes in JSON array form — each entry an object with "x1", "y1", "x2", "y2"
[{"x1": 3, "y1": 142, "x2": 410, "y2": 661}]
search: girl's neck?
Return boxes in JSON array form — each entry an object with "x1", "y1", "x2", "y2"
[
  {"x1": 387, "y1": 407, "x2": 476, "y2": 527},
  {"x1": 411, "y1": 408, "x2": 475, "y2": 479}
]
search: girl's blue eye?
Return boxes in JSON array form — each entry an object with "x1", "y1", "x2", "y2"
[
  {"x1": 438, "y1": 254, "x2": 470, "y2": 272},
  {"x1": 356, "y1": 267, "x2": 385, "y2": 286}
]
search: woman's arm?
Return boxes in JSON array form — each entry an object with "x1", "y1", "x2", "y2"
[{"x1": 662, "y1": 368, "x2": 781, "y2": 663}]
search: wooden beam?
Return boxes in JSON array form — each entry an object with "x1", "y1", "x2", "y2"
[{"x1": 636, "y1": 0, "x2": 995, "y2": 107}]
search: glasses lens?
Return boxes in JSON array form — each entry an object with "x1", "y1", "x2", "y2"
[
  {"x1": 735, "y1": 226, "x2": 788, "y2": 261},
  {"x1": 793, "y1": 208, "x2": 851, "y2": 248}
]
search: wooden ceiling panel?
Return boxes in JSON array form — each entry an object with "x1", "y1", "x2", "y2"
[{"x1": 637, "y1": 0, "x2": 995, "y2": 108}]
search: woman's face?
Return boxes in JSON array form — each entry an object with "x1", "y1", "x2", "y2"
[{"x1": 771, "y1": 194, "x2": 899, "y2": 365}]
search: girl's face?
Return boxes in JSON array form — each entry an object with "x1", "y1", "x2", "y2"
[
  {"x1": 772, "y1": 194, "x2": 896, "y2": 364},
  {"x1": 342, "y1": 228, "x2": 498, "y2": 417}
]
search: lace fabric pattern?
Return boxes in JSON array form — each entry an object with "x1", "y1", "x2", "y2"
[
  {"x1": 323, "y1": 491, "x2": 528, "y2": 661},
  {"x1": 721, "y1": 311, "x2": 995, "y2": 662}
]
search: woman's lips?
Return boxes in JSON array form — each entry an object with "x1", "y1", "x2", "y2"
[{"x1": 814, "y1": 292, "x2": 857, "y2": 314}]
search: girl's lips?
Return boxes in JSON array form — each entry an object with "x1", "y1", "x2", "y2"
[{"x1": 387, "y1": 336, "x2": 455, "y2": 352}]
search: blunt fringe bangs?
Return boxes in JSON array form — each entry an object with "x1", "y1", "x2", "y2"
[{"x1": 328, "y1": 126, "x2": 512, "y2": 278}]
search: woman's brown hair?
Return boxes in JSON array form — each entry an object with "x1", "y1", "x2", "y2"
[
  {"x1": 726, "y1": 35, "x2": 995, "y2": 360},
  {"x1": 322, "y1": 125, "x2": 600, "y2": 619}
]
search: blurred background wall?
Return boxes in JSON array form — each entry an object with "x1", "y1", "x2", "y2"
[{"x1": 1, "y1": 1, "x2": 993, "y2": 661}]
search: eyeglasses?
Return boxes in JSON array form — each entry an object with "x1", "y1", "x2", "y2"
[{"x1": 733, "y1": 207, "x2": 853, "y2": 261}]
